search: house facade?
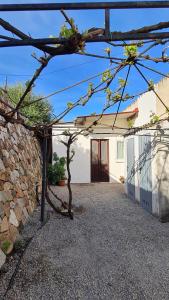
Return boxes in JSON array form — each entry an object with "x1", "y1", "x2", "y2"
[
  {"x1": 52, "y1": 111, "x2": 137, "y2": 184},
  {"x1": 52, "y1": 76, "x2": 169, "y2": 221}
]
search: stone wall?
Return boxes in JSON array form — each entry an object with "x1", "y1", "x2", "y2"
[{"x1": 0, "y1": 113, "x2": 42, "y2": 265}]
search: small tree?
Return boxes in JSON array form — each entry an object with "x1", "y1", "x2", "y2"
[{"x1": 0, "y1": 82, "x2": 52, "y2": 125}]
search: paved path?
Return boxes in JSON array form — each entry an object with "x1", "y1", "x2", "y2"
[{"x1": 5, "y1": 183, "x2": 169, "y2": 300}]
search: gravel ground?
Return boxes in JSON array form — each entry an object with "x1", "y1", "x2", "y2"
[{"x1": 2, "y1": 182, "x2": 169, "y2": 300}]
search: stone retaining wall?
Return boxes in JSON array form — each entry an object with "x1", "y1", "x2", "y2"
[{"x1": 0, "y1": 113, "x2": 42, "y2": 266}]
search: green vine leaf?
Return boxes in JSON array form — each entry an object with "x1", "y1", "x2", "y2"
[
  {"x1": 104, "y1": 47, "x2": 111, "y2": 55},
  {"x1": 67, "y1": 102, "x2": 73, "y2": 108},
  {"x1": 112, "y1": 93, "x2": 121, "y2": 102},
  {"x1": 88, "y1": 82, "x2": 94, "y2": 96},
  {"x1": 150, "y1": 113, "x2": 160, "y2": 124},
  {"x1": 124, "y1": 44, "x2": 138, "y2": 58},
  {"x1": 101, "y1": 70, "x2": 112, "y2": 82},
  {"x1": 60, "y1": 24, "x2": 74, "y2": 38},
  {"x1": 118, "y1": 78, "x2": 126, "y2": 88},
  {"x1": 105, "y1": 88, "x2": 112, "y2": 100}
]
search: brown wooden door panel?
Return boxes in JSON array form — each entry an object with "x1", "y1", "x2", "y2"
[
  {"x1": 91, "y1": 140, "x2": 100, "y2": 182},
  {"x1": 91, "y1": 139, "x2": 109, "y2": 182},
  {"x1": 100, "y1": 140, "x2": 109, "y2": 181}
]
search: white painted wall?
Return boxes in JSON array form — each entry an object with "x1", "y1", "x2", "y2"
[
  {"x1": 124, "y1": 90, "x2": 161, "y2": 216},
  {"x1": 132, "y1": 90, "x2": 156, "y2": 127},
  {"x1": 52, "y1": 123, "x2": 125, "y2": 183}
]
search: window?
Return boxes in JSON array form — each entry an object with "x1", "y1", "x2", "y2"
[{"x1": 117, "y1": 141, "x2": 124, "y2": 160}]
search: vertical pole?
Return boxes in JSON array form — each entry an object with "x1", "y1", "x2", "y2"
[
  {"x1": 105, "y1": 9, "x2": 110, "y2": 38},
  {"x1": 40, "y1": 129, "x2": 47, "y2": 223}
]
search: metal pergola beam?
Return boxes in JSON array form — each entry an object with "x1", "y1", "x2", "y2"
[
  {"x1": 0, "y1": 31, "x2": 169, "y2": 48},
  {"x1": 0, "y1": 1, "x2": 169, "y2": 11}
]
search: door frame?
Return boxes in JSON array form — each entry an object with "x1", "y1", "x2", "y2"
[{"x1": 90, "y1": 139, "x2": 109, "y2": 182}]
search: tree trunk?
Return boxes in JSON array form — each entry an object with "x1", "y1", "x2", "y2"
[{"x1": 67, "y1": 141, "x2": 73, "y2": 219}]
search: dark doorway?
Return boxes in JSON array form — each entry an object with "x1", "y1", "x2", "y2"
[{"x1": 91, "y1": 139, "x2": 109, "y2": 182}]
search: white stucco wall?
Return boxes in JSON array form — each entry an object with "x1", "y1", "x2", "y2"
[
  {"x1": 123, "y1": 88, "x2": 169, "y2": 217},
  {"x1": 132, "y1": 90, "x2": 156, "y2": 127},
  {"x1": 124, "y1": 90, "x2": 159, "y2": 213},
  {"x1": 52, "y1": 123, "x2": 125, "y2": 183}
]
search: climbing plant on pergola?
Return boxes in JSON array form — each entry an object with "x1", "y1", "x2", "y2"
[{"x1": 1, "y1": 1, "x2": 169, "y2": 221}]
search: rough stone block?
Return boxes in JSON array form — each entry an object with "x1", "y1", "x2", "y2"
[
  {"x1": 0, "y1": 191, "x2": 13, "y2": 203},
  {"x1": 0, "y1": 216, "x2": 9, "y2": 233},
  {"x1": 14, "y1": 205, "x2": 22, "y2": 222},
  {"x1": 0, "y1": 115, "x2": 5, "y2": 123},
  {"x1": 9, "y1": 210, "x2": 19, "y2": 227},
  {"x1": 1, "y1": 150, "x2": 9, "y2": 159},
  {"x1": 0, "y1": 158, "x2": 5, "y2": 171},
  {"x1": 0, "y1": 202, "x2": 4, "y2": 218},
  {"x1": 3, "y1": 182, "x2": 13, "y2": 191},
  {"x1": 23, "y1": 207, "x2": 29, "y2": 220},
  {"x1": 9, "y1": 225, "x2": 19, "y2": 242},
  {"x1": 0, "y1": 230, "x2": 10, "y2": 242},
  {"x1": 3, "y1": 203, "x2": 10, "y2": 218},
  {"x1": 10, "y1": 201, "x2": 16, "y2": 209},
  {"x1": 17, "y1": 198, "x2": 25, "y2": 209},
  {"x1": 10, "y1": 170, "x2": 19, "y2": 183},
  {"x1": 0, "y1": 249, "x2": 6, "y2": 269}
]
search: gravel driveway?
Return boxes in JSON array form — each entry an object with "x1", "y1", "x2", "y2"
[{"x1": 4, "y1": 183, "x2": 169, "y2": 300}]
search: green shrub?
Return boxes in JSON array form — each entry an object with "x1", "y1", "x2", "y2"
[
  {"x1": 47, "y1": 153, "x2": 66, "y2": 185},
  {"x1": 1, "y1": 240, "x2": 12, "y2": 254}
]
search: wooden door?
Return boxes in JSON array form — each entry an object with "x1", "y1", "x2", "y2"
[{"x1": 91, "y1": 139, "x2": 109, "y2": 182}]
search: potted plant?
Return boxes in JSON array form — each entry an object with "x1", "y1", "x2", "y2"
[
  {"x1": 57, "y1": 157, "x2": 67, "y2": 186},
  {"x1": 47, "y1": 153, "x2": 66, "y2": 186}
]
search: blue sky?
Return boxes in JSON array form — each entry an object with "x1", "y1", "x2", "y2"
[{"x1": 0, "y1": 0, "x2": 169, "y2": 121}]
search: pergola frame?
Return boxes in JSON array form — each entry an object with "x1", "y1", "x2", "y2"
[
  {"x1": 1, "y1": 1, "x2": 169, "y2": 10},
  {"x1": 1, "y1": 1, "x2": 169, "y2": 47}
]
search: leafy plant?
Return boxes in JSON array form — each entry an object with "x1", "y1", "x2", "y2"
[
  {"x1": 101, "y1": 70, "x2": 112, "y2": 82},
  {"x1": 1, "y1": 240, "x2": 12, "y2": 255},
  {"x1": 124, "y1": 44, "x2": 138, "y2": 58},
  {"x1": 118, "y1": 77, "x2": 126, "y2": 88},
  {"x1": 150, "y1": 113, "x2": 160, "y2": 124},
  {"x1": 88, "y1": 82, "x2": 93, "y2": 96},
  {"x1": 60, "y1": 24, "x2": 75, "y2": 38},
  {"x1": 113, "y1": 93, "x2": 121, "y2": 102},
  {"x1": 47, "y1": 153, "x2": 66, "y2": 185},
  {"x1": 105, "y1": 88, "x2": 112, "y2": 100}
]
